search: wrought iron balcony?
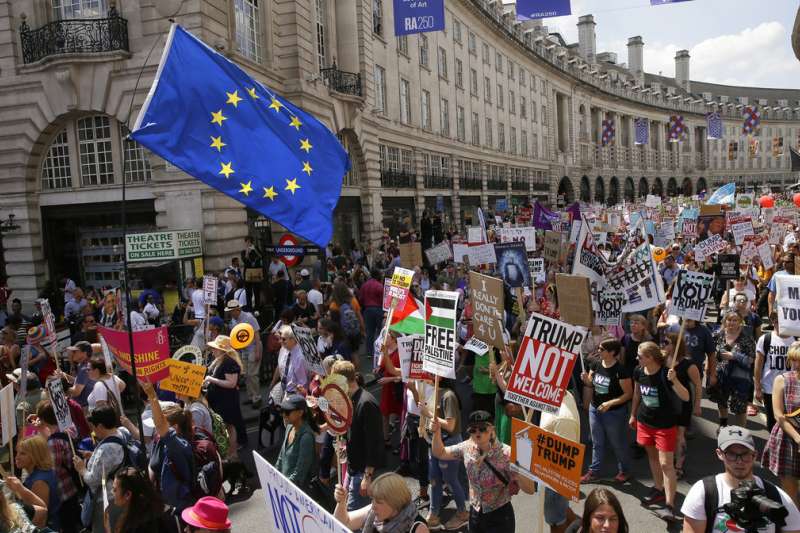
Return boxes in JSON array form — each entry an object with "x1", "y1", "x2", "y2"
[
  {"x1": 460, "y1": 177, "x2": 482, "y2": 190},
  {"x1": 423, "y1": 175, "x2": 452, "y2": 189},
  {"x1": 320, "y1": 62, "x2": 363, "y2": 97},
  {"x1": 487, "y1": 179, "x2": 507, "y2": 190},
  {"x1": 19, "y1": 8, "x2": 129, "y2": 65},
  {"x1": 380, "y1": 170, "x2": 415, "y2": 189}
]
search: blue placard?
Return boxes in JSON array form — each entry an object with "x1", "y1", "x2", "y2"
[
  {"x1": 650, "y1": 0, "x2": 692, "y2": 4},
  {"x1": 496, "y1": 199, "x2": 508, "y2": 212},
  {"x1": 515, "y1": 0, "x2": 571, "y2": 21},
  {"x1": 436, "y1": 195, "x2": 444, "y2": 212},
  {"x1": 393, "y1": 0, "x2": 445, "y2": 36}
]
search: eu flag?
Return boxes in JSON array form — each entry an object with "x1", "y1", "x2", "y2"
[{"x1": 131, "y1": 25, "x2": 349, "y2": 247}]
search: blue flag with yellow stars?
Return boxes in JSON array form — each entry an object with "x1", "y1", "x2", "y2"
[{"x1": 131, "y1": 25, "x2": 349, "y2": 247}]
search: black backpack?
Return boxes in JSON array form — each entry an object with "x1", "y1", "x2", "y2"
[
  {"x1": 702, "y1": 475, "x2": 783, "y2": 533},
  {"x1": 101, "y1": 434, "x2": 148, "y2": 473}
]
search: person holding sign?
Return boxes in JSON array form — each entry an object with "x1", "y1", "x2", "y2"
[
  {"x1": 205, "y1": 336, "x2": 246, "y2": 456},
  {"x1": 629, "y1": 341, "x2": 690, "y2": 522},
  {"x1": 378, "y1": 331, "x2": 403, "y2": 449},
  {"x1": 86, "y1": 357, "x2": 125, "y2": 414},
  {"x1": 333, "y1": 472, "x2": 429, "y2": 533},
  {"x1": 275, "y1": 394, "x2": 319, "y2": 493},
  {"x1": 663, "y1": 333, "x2": 702, "y2": 481}
]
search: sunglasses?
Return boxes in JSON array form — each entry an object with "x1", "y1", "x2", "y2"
[{"x1": 468, "y1": 424, "x2": 490, "y2": 434}]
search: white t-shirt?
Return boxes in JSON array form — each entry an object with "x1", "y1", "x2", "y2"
[
  {"x1": 681, "y1": 474, "x2": 800, "y2": 533},
  {"x1": 307, "y1": 289, "x2": 324, "y2": 310},
  {"x1": 143, "y1": 302, "x2": 160, "y2": 321},
  {"x1": 87, "y1": 375, "x2": 125, "y2": 411},
  {"x1": 191, "y1": 288, "x2": 206, "y2": 319},
  {"x1": 130, "y1": 310, "x2": 149, "y2": 331},
  {"x1": 234, "y1": 288, "x2": 247, "y2": 307},
  {"x1": 756, "y1": 332, "x2": 798, "y2": 393}
]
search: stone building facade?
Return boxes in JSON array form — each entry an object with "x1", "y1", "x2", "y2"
[{"x1": 0, "y1": 0, "x2": 798, "y2": 303}]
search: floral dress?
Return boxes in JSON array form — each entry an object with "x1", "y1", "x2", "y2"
[
  {"x1": 448, "y1": 439, "x2": 514, "y2": 513},
  {"x1": 763, "y1": 371, "x2": 800, "y2": 477},
  {"x1": 710, "y1": 331, "x2": 756, "y2": 415}
]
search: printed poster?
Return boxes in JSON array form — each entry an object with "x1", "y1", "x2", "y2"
[
  {"x1": 776, "y1": 275, "x2": 800, "y2": 336},
  {"x1": 422, "y1": 290, "x2": 460, "y2": 378},
  {"x1": 495, "y1": 242, "x2": 532, "y2": 288},
  {"x1": 97, "y1": 325, "x2": 171, "y2": 383},
  {"x1": 671, "y1": 270, "x2": 714, "y2": 321},
  {"x1": 498, "y1": 227, "x2": 536, "y2": 252}
]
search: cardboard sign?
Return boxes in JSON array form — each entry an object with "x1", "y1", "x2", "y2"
[
  {"x1": 291, "y1": 324, "x2": 324, "y2": 375},
  {"x1": 555, "y1": 274, "x2": 593, "y2": 328},
  {"x1": 97, "y1": 325, "x2": 171, "y2": 383},
  {"x1": 422, "y1": 290, "x2": 460, "y2": 378},
  {"x1": 510, "y1": 418, "x2": 585, "y2": 501},
  {"x1": 495, "y1": 242, "x2": 531, "y2": 288},
  {"x1": 452, "y1": 243, "x2": 470, "y2": 264},
  {"x1": 671, "y1": 270, "x2": 715, "y2": 321},
  {"x1": 694, "y1": 234, "x2": 727, "y2": 260},
  {"x1": 254, "y1": 452, "x2": 350, "y2": 533},
  {"x1": 543, "y1": 231, "x2": 562, "y2": 263},
  {"x1": 425, "y1": 242, "x2": 452, "y2": 265},
  {"x1": 160, "y1": 359, "x2": 207, "y2": 398},
  {"x1": 498, "y1": 227, "x2": 536, "y2": 252},
  {"x1": 718, "y1": 254, "x2": 740, "y2": 280},
  {"x1": 469, "y1": 272, "x2": 505, "y2": 350},
  {"x1": 730, "y1": 217, "x2": 754, "y2": 246},
  {"x1": 777, "y1": 275, "x2": 800, "y2": 336},
  {"x1": 505, "y1": 313, "x2": 586, "y2": 414},
  {"x1": 202, "y1": 275, "x2": 218, "y2": 305},
  {"x1": 468, "y1": 243, "x2": 497, "y2": 265},
  {"x1": 464, "y1": 337, "x2": 490, "y2": 355},
  {"x1": 45, "y1": 377, "x2": 74, "y2": 434},
  {"x1": 399, "y1": 242, "x2": 423, "y2": 268},
  {"x1": 594, "y1": 289, "x2": 624, "y2": 327},
  {"x1": 0, "y1": 383, "x2": 15, "y2": 445}
]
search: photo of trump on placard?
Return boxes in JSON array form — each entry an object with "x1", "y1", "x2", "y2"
[{"x1": 494, "y1": 241, "x2": 531, "y2": 288}]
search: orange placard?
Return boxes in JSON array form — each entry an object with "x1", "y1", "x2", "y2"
[{"x1": 509, "y1": 418, "x2": 585, "y2": 501}]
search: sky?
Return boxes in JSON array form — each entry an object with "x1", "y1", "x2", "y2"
[{"x1": 506, "y1": 0, "x2": 800, "y2": 89}]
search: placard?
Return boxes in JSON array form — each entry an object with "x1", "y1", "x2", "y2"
[
  {"x1": 529, "y1": 258, "x2": 545, "y2": 277},
  {"x1": 397, "y1": 334, "x2": 431, "y2": 382},
  {"x1": 399, "y1": 242, "x2": 423, "y2": 268},
  {"x1": 17, "y1": 346, "x2": 30, "y2": 402},
  {"x1": 718, "y1": 254, "x2": 740, "y2": 280},
  {"x1": 572, "y1": 219, "x2": 605, "y2": 286},
  {"x1": 694, "y1": 234, "x2": 727, "y2": 259},
  {"x1": 0, "y1": 383, "x2": 15, "y2": 445},
  {"x1": 758, "y1": 241, "x2": 774, "y2": 270},
  {"x1": 555, "y1": 274, "x2": 593, "y2": 328},
  {"x1": 202, "y1": 275, "x2": 217, "y2": 305},
  {"x1": 469, "y1": 272, "x2": 505, "y2": 350},
  {"x1": 291, "y1": 324, "x2": 324, "y2": 375},
  {"x1": 467, "y1": 243, "x2": 497, "y2": 265},
  {"x1": 730, "y1": 216, "x2": 754, "y2": 246},
  {"x1": 495, "y1": 242, "x2": 531, "y2": 288},
  {"x1": 97, "y1": 325, "x2": 171, "y2": 383},
  {"x1": 671, "y1": 270, "x2": 715, "y2": 321},
  {"x1": 382, "y1": 278, "x2": 392, "y2": 312},
  {"x1": 498, "y1": 227, "x2": 536, "y2": 252},
  {"x1": 389, "y1": 266, "x2": 415, "y2": 308},
  {"x1": 422, "y1": 290, "x2": 460, "y2": 378},
  {"x1": 543, "y1": 231, "x2": 562, "y2": 263},
  {"x1": 505, "y1": 313, "x2": 586, "y2": 414},
  {"x1": 45, "y1": 377, "x2": 74, "y2": 434},
  {"x1": 594, "y1": 289, "x2": 624, "y2": 327},
  {"x1": 452, "y1": 243, "x2": 470, "y2": 264},
  {"x1": 510, "y1": 418, "x2": 585, "y2": 502},
  {"x1": 424, "y1": 242, "x2": 452, "y2": 265},
  {"x1": 467, "y1": 226, "x2": 483, "y2": 244},
  {"x1": 463, "y1": 337, "x2": 490, "y2": 355},
  {"x1": 604, "y1": 244, "x2": 665, "y2": 313},
  {"x1": 777, "y1": 275, "x2": 800, "y2": 336},
  {"x1": 397, "y1": 335, "x2": 416, "y2": 382},
  {"x1": 645, "y1": 194, "x2": 660, "y2": 208},
  {"x1": 159, "y1": 359, "x2": 207, "y2": 398}
]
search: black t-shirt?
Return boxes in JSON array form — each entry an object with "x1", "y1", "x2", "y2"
[
  {"x1": 622, "y1": 335, "x2": 643, "y2": 375},
  {"x1": 634, "y1": 366, "x2": 678, "y2": 429},
  {"x1": 590, "y1": 360, "x2": 630, "y2": 410},
  {"x1": 292, "y1": 303, "x2": 316, "y2": 326}
]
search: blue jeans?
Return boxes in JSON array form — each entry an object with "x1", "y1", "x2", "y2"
[
  {"x1": 588, "y1": 404, "x2": 631, "y2": 475},
  {"x1": 345, "y1": 470, "x2": 370, "y2": 512},
  {"x1": 429, "y1": 435, "x2": 467, "y2": 515},
  {"x1": 363, "y1": 306, "x2": 383, "y2": 361}
]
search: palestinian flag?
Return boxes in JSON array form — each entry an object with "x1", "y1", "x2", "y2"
[
  {"x1": 389, "y1": 296, "x2": 425, "y2": 335},
  {"x1": 424, "y1": 290, "x2": 459, "y2": 331}
]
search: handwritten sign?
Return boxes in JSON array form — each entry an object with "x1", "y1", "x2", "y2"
[
  {"x1": 160, "y1": 359, "x2": 207, "y2": 398},
  {"x1": 671, "y1": 271, "x2": 715, "y2": 321}
]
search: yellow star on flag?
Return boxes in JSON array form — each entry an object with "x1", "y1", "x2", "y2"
[
  {"x1": 302, "y1": 161, "x2": 313, "y2": 175},
  {"x1": 210, "y1": 136, "x2": 226, "y2": 151},
  {"x1": 226, "y1": 90, "x2": 243, "y2": 108},
  {"x1": 219, "y1": 162, "x2": 234, "y2": 179},
  {"x1": 299, "y1": 138, "x2": 312, "y2": 153},
  {"x1": 239, "y1": 180, "x2": 253, "y2": 196},
  {"x1": 285, "y1": 178, "x2": 301, "y2": 194},
  {"x1": 289, "y1": 116, "x2": 302, "y2": 130},
  {"x1": 263, "y1": 186, "x2": 278, "y2": 201},
  {"x1": 247, "y1": 87, "x2": 260, "y2": 99},
  {"x1": 269, "y1": 97, "x2": 284, "y2": 112},
  {"x1": 210, "y1": 110, "x2": 227, "y2": 126}
]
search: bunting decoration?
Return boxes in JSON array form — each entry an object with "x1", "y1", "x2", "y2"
[
  {"x1": 706, "y1": 112, "x2": 722, "y2": 140},
  {"x1": 601, "y1": 118, "x2": 615, "y2": 146},
  {"x1": 634, "y1": 118, "x2": 649, "y2": 145},
  {"x1": 742, "y1": 106, "x2": 761, "y2": 136},
  {"x1": 668, "y1": 115, "x2": 686, "y2": 142}
]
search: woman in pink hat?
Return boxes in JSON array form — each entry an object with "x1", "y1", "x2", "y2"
[{"x1": 181, "y1": 496, "x2": 231, "y2": 533}]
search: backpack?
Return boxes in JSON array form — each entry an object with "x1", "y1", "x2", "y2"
[
  {"x1": 702, "y1": 475, "x2": 782, "y2": 533},
  {"x1": 102, "y1": 434, "x2": 148, "y2": 474},
  {"x1": 201, "y1": 403, "x2": 231, "y2": 458},
  {"x1": 339, "y1": 303, "x2": 360, "y2": 337},
  {"x1": 170, "y1": 427, "x2": 224, "y2": 499}
]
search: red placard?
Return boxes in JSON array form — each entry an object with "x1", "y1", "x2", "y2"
[{"x1": 97, "y1": 325, "x2": 171, "y2": 383}]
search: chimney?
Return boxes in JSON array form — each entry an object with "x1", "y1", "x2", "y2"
[
  {"x1": 577, "y1": 15, "x2": 596, "y2": 63},
  {"x1": 627, "y1": 36, "x2": 644, "y2": 83},
  {"x1": 675, "y1": 49, "x2": 690, "y2": 92}
]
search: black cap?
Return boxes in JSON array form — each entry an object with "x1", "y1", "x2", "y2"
[
  {"x1": 468, "y1": 410, "x2": 494, "y2": 426},
  {"x1": 279, "y1": 394, "x2": 307, "y2": 412}
]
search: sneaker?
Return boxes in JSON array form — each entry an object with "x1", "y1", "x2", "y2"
[
  {"x1": 426, "y1": 514, "x2": 443, "y2": 531},
  {"x1": 613, "y1": 472, "x2": 630, "y2": 483},
  {"x1": 414, "y1": 493, "x2": 430, "y2": 507},
  {"x1": 655, "y1": 505, "x2": 683, "y2": 522},
  {"x1": 642, "y1": 487, "x2": 666, "y2": 505},
  {"x1": 580, "y1": 470, "x2": 600, "y2": 483},
  {"x1": 444, "y1": 510, "x2": 470, "y2": 530}
]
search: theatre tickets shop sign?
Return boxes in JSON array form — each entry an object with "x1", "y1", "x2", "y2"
[{"x1": 126, "y1": 230, "x2": 203, "y2": 262}]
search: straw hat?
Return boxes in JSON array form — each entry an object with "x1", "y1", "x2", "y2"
[{"x1": 206, "y1": 335, "x2": 237, "y2": 355}]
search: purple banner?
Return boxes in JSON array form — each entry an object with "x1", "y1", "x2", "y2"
[
  {"x1": 393, "y1": 0, "x2": 445, "y2": 36},
  {"x1": 566, "y1": 202, "x2": 581, "y2": 222},
  {"x1": 533, "y1": 202, "x2": 560, "y2": 230},
  {"x1": 515, "y1": 0, "x2": 571, "y2": 21}
]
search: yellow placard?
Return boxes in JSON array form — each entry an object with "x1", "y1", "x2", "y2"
[
  {"x1": 390, "y1": 267, "x2": 415, "y2": 290},
  {"x1": 193, "y1": 257, "x2": 204, "y2": 277},
  {"x1": 160, "y1": 359, "x2": 207, "y2": 398}
]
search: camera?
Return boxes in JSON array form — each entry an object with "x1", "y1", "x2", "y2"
[{"x1": 719, "y1": 480, "x2": 788, "y2": 532}]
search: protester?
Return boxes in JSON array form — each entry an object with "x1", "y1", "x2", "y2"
[
  {"x1": 269, "y1": 325, "x2": 309, "y2": 401},
  {"x1": 377, "y1": 331, "x2": 403, "y2": 449},
  {"x1": 572, "y1": 487, "x2": 629, "y2": 533},
  {"x1": 225, "y1": 300, "x2": 262, "y2": 408},
  {"x1": 710, "y1": 312, "x2": 756, "y2": 429},
  {"x1": 275, "y1": 394, "x2": 318, "y2": 492},
  {"x1": 62, "y1": 340, "x2": 96, "y2": 409},
  {"x1": 181, "y1": 496, "x2": 232, "y2": 533},
  {"x1": 333, "y1": 473, "x2": 429, "y2": 532},
  {"x1": 86, "y1": 356, "x2": 126, "y2": 413},
  {"x1": 16, "y1": 436, "x2": 61, "y2": 530},
  {"x1": 663, "y1": 332, "x2": 702, "y2": 480},
  {"x1": 110, "y1": 466, "x2": 167, "y2": 533},
  {"x1": 755, "y1": 313, "x2": 797, "y2": 432},
  {"x1": 205, "y1": 335, "x2": 246, "y2": 455}
]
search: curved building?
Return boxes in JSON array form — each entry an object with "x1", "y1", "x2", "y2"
[{"x1": 0, "y1": 0, "x2": 798, "y2": 301}]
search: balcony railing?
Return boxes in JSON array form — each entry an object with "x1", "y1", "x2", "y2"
[
  {"x1": 512, "y1": 180, "x2": 528, "y2": 191},
  {"x1": 380, "y1": 170, "x2": 415, "y2": 189},
  {"x1": 321, "y1": 62, "x2": 363, "y2": 97},
  {"x1": 19, "y1": 9, "x2": 129, "y2": 64},
  {"x1": 460, "y1": 177, "x2": 482, "y2": 190},
  {"x1": 487, "y1": 179, "x2": 507, "y2": 190},
  {"x1": 423, "y1": 175, "x2": 452, "y2": 189}
]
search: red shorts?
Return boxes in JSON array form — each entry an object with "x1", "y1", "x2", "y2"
[{"x1": 636, "y1": 421, "x2": 678, "y2": 452}]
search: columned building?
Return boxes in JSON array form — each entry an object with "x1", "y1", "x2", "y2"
[{"x1": 1, "y1": 0, "x2": 798, "y2": 302}]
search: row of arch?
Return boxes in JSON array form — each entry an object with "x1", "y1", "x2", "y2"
[{"x1": 558, "y1": 176, "x2": 709, "y2": 205}]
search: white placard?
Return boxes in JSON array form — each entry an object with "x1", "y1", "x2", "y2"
[
  {"x1": 671, "y1": 270, "x2": 715, "y2": 321},
  {"x1": 422, "y1": 290, "x2": 459, "y2": 379},
  {"x1": 424, "y1": 242, "x2": 452, "y2": 265},
  {"x1": 468, "y1": 243, "x2": 498, "y2": 265},
  {"x1": 758, "y1": 241, "x2": 774, "y2": 270},
  {"x1": 498, "y1": 227, "x2": 537, "y2": 252},
  {"x1": 730, "y1": 218, "x2": 754, "y2": 246},
  {"x1": 452, "y1": 243, "x2": 470, "y2": 264},
  {"x1": 694, "y1": 234, "x2": 727, "y2": 259},
  {"x1": 776, "y1": 275, "x2": 800, "y2": 336},
  {"x1": 0, "y1": 383, "x2": 15, "y2": 445},
  {"x1": 464, "y1": 337, "x2": 490, "y2": 355},
  {"x1": 202, "y1": 275, "x2": 218, "y2": 305},
  {"x1": 467, "y1": 226, "x2": 483, "y2": 244},
  {"x1": 45, "y1": 377, "x2": 75, "y2": 434}
]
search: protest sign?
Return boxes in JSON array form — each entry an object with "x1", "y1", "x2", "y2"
[
  {"x1": 160, "y1": 359, "x2": 207, "y2": 398},
  {"x1": 422, "y1": 290, "x2": 459, "y2": 378},
  {"x1": 291, "y1": 324, "x2": 324, "y2": 375},
  {"x1": 399, "y1": 242, "x2": 423, "y2": 268},
  {"x1": 645, "y1": 195, "x2": 660, "y2": 208},
  {"x1": 694, "y1": 234, "x2": 727, "y2": 260},
  {"x1": 661, "y1": 219, "x2": 675, "y2": 242},
  {"x1": 45, "y1": 377, "x2": 74, "y2": 434},
  {"x1": 38, "y1": 299, "x2": 57, "y2": 346},
  {"x1": 468, "y1": 243, "x2": 497, "y2": 265},
  {"x1": 498, "y1": 227, "x2": 536, "y2": 252},
  {"x1": 397, "y1": 335, "x2": 416, "y2": 382},
  {"x1": 729, "y1": 216, "x2": 754, "y2": 246},
  {"x1": 388, "y1": 266, "x2": 415, "y2": 308},
  {"x1": 740, "y1": 240, "x2": 758, "y2": 265},
  {"x1": 735, "y1": 192, "x2": 755, "y2": 210},
  {"x1": 254, "y1": 451, "x2": 350, "y2": 533},
  {"x1": 718, "y1": 254, "x2": 740, "y2": 280},
  {"x1": 382, "y1": 278, "x2": 392, "y2": 311},
  {"x1": 452, "y1": 243, "x2": 470, "y2": 264},
  {"x1": 17, "y1": 346, "x2": 30, "y2": 403},
  {"x1": 758, "y1": 240, "x2": 774, "y2": 269},
  {"x1": 467, "y1": 226, "x2": 483, "y2": 244},
  {"x1": 464, "y1": 337, "x2": 490, "y2": 355},
  {"x1": 572, "y1": 218, "x2": 605, "y2": 286},
  {"x1": 682, "y1": 219, "x2": 697, "y2": 238},
  {"x1": 424, "y1": 242, "x2": 452, "y2": 265},
  {"x1": 555, "y1": 274, "x2": 593, "y2": 328},
  {"x1": 671, "y1": 270, "x2": 715, "y2": 321},
  {"x1": 202, "y1": 275, "x2": 218, "y2": 305},
  {"x1": 510, "y1": 418, "x2": 585, "y2": 502},
  {"x1": 0, "y1": 383, "x2": 15, "y2": 445},
  {"x1": 495, "y1": 242, "x2": 531, "y2": 288},
  {"x1": 469, "y1": 272, "x2": 505, "y2": 350},
  {"x1": 605, "y1": 244, "x2": 665, "y2": 313},
  {"x1": 568, "y1": 221, "x2": 581, "y2": 244},
  {"x1": 543, "y1": 231, "x2": 562, "y2": 263},
  {"x1": 594, "y1": 289, "x2": 624, "y2": 327},
  {"x1": 529, "y1": 258, "x2": 545, "y2": 277},
  {"x1": 770, "y1": 224, "x2": 789, "y2": 246},
  {"x1": 505, "y1": 313, "x2": 586, "y2": 414},
  {"x1": 776, "y1": 275, "x2": 800, "y2": 336},
  {"x1": 97, "y1": 325, "x2": 171, "y2": 383}
]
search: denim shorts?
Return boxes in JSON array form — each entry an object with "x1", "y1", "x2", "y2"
[{"x1": 544, "y1": 487, "x2": 569, "y2": 526}]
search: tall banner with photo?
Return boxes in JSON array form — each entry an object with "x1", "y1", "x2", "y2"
[
  {"x1": 505, "y1": 313, "x2": 586, "y2": 414},
  {"x1": 671, "y1": 271, "x2": 715, "y2": 321},
  {"x1": 422, "y1": 291, "x2": 460, "y2": 378},
  {"x1": 97, "y1": 325, "x2": 171, "y2": 383},
  {"x1": 604, "y1": 244, "x2": 665, "y2": 313},
  {"x1": 495, "y1": 242, "x2": 532, "y2": 288}
]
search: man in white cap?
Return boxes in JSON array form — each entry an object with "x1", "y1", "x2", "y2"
[
  {"x1": 297, "y1": 268, "x2": 313, "y2": 292},
  {"x1": 225, "y1": 300, "x2": 263, "y2": 408},
  {"x1": 682, "y1": 426, "x2": 800, "y2": 532}
]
